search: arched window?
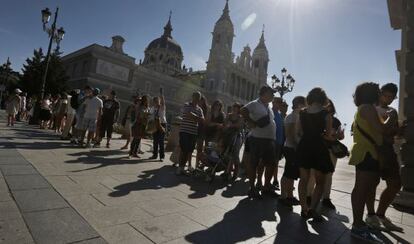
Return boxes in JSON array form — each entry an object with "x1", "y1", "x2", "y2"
[{"x1": 159, "y1": 54, "x2": 163, "y2": 61}]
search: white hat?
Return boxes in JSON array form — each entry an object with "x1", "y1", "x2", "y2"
[{"x1": 15, "y1": 88, "x2": 22, "y2": 94}]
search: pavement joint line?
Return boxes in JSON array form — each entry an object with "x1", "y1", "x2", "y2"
[
  {"x1": 67, "y1": 175, "x2": 80, "y2": 184},
  {"x1": 180, "y1": 211, "x2": 210, "y2": 229},
  {"x1": 127, "y1": 222, "x2": 157, "y2": 244},
  {"x1": 21, "y1": 206, "x2": 70, "y2": 214},
  {"x1": 98, "y1": 182, "x2": 114, "y2": 191},
  {"x1": 10, "y1": 186, "x2": 51, "y2": 191},
  {"x1": 66, "y1": 236, "x2": 103, "y2": 244},
  {"x1": 333, "y1": 228, "x2": 349, "y2": 244},
  {"x1": 173, "y1": 196, "x2": 201, "y2": 208},
  {"x1": 89, "y1": 193, "x2": 108, "y2": 207},
  {"x1": 257, "y1": 234, "x2": 277, "y2": 243}
]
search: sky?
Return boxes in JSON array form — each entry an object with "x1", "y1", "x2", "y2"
[{"x1": 0, "y1": 0, "x2": 401, "y2": 146}]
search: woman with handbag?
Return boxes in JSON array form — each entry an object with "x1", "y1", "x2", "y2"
[
  {"x1": 296, "y1": 88, "x2": 336, "y2": 221},
  {"x1": 121, "y1": 96, "x2": 140, "y2": 150},
  {"x1": 129, "y1": 95, "x2": 150, "y2": 158},
  {"x1": 306, "y1": 99, "x2": 346, "y2": 210},
  {"x1": 349, "y1": 82, "x2": 392, "y2": 243}
]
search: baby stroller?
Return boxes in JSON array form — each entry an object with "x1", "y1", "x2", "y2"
[{"x1": 196, "y1": 131, "x2": 243, "y2": 183}]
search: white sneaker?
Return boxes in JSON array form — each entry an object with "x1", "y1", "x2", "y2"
[
  {"x1": 379, "y1": 216, "x2": 404, "y2": 232},
  {"x1": 365, "y1": 215, "x2": 382, "y2": 230}
]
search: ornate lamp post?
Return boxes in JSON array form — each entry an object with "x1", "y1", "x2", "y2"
[
  {"x1": 30, "y1": 7, "x2": 65, "y2": 125},
  {"x1": 40, "y1": 7, "x2": 65, "y2": 100},
  {"x1": 271, "y1": 67, "x2": 295, "y2": 98}
]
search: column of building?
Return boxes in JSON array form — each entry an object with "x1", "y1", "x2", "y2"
[{"x1": 391, "y1": 0, "x2": 414, "y2": 208}]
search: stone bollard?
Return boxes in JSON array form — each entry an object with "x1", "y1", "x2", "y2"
[{"x1": 166, "y1": 116, "x2": 182, "y2": 152}]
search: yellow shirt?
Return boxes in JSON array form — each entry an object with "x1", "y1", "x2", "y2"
[{"x1": 349, "y1": 107, "x2": 383, "y2": 166}]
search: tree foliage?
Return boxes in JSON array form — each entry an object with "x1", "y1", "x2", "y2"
[
  {"x1": 0, "y1": 60, "x2": 20, "y2": 92},
  {"x1": 20, "y1": 48, "x2": 68, "y2": 96}
]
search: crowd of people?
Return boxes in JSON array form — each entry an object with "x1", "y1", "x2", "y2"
[
  {"x1": 172, "y1": 83, "x2": 404, "y2": 244},
  {"x1": 2, "y1": 81, "x2": 404, "y2": 244}
]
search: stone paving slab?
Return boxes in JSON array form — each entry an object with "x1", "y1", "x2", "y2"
[
  {"x1": 0, "y1": 170, "x2": 35, "y2": 244},
  {"x1": 96, "y1": 224, "x2": 154, "y2": 244},
  {"x1": 0, "y1": 155, "x2": 30, "y2": 165},
  {"x1": 13, "y1": 188, "x2": 69, "y2": 212},
  {"x1": 0, "y1": 164, "x2": 37, "y2": 175},
  {"x1": 5, "y1": 174, "x2": 50, "y2": 191},
  {"x1": 0, "y1": 218, "x2": 35, "y2": 244},
  {"x1": 0, "y1": 118, "x2": 107, "y2": 244},
  {"x1": 129, "y1": 213, "x2": 206, "y2": 243},
  {"x1": 23, "y1": 207, "x2": 101, "y2": 244}
]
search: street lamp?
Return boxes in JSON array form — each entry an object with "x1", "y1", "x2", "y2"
[
  {"x1": 271, "y1": 67, "x2": 295, "y2": 98},
  {"x1": 40, "y1": 7, "x2": 65, "y2": 100},
  {"x1": 30, "y1": 7, "x2": 65, "y2": 125}
]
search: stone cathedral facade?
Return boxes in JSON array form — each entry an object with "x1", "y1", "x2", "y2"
[{"x1": 62, "y1": 1, "x2": 269, "y2": 120}]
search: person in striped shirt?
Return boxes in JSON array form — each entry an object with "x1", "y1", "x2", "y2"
[{"x1": 176, "y1": 92, "x2": 205, "y2": 175}]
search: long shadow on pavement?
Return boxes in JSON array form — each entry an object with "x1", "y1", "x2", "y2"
[
  {"x1": 65, "y1": 150, "x2": 164, "y2": 172},
  {"x1": 184, "y1": 199, "x2": 356, "y2": 244},
  {"x1": 109, "y1": 165, "x2": 233, "y2": 199}
]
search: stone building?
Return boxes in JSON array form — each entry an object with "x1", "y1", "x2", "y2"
[
  {"x1": 387, "y1": 0, "x2": 414, "y2": 209},
  {"x1": 61, "y1": 0, "x2": 269, "y2": 120}
]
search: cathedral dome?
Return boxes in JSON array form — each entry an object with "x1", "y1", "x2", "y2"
[
  {"x1": 145, "y1": 12, "x2": 183, "y2": 57},
  {"x1": 142, "y1": 12, "x2": 184, "y2": 75},
  {"x1": 146, "y1": 36, "x2": 183, "y2": 57}
]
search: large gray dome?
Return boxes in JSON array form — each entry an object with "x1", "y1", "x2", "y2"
[
  {"x1": 145, "y1": 14, "x2": 183, "y2": 57},
  {"x1": 146, "y1": 36, "x2": 183, "y2": 57}
]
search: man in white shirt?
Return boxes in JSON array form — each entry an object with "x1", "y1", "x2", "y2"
[
  {"x1": 79, "y1": 87, "x2": 103, "y2": 148},
  {"x1": 241, "y1": 86, "x2": 277, "y2": 199}
]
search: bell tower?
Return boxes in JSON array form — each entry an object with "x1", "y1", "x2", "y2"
[
  {"x1": 252, "y1": 25, "x2": 269, "y2": 85},
  {"x1": 206, "y1": 0, "x2": 234, "y2": 91}
]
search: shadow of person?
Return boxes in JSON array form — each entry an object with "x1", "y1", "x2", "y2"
[
  {"x1": 1, "y1": 141, "x2": 74, "y2": 150},
  {"x1": 321, "y1": 208, "x2": 350, "y2": 223},
  {"x1": 108, "y1": 165, "x2": 228, "y2": 199},
  {"x1": 221, "y1": 179, "x2": 250, "y2": 198},
  {"x1": 272, "y1": 204, "x2": 353, "y2": 243},
  {"x1": 185, "y1": 198, "x2": 278, "y2": 243},
  {"x1": 65, "y1": 149, "x2": 140, "y2": 172}
]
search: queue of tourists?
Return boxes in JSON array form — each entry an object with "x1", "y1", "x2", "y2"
[{"x1": 3, "y1": 81, "x2": 404, "y2": 244}]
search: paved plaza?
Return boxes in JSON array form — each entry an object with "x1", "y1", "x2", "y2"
[{"x1": 0, "y1": 112, "x2": 413, "y2": 244}]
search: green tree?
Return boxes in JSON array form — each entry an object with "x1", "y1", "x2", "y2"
[
  {"x1": 0, "y1": 59, "x2": 20, "y2": 92},
  {"x1": 20, "y1": 48, "x2": 68, "y2": 96}
]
